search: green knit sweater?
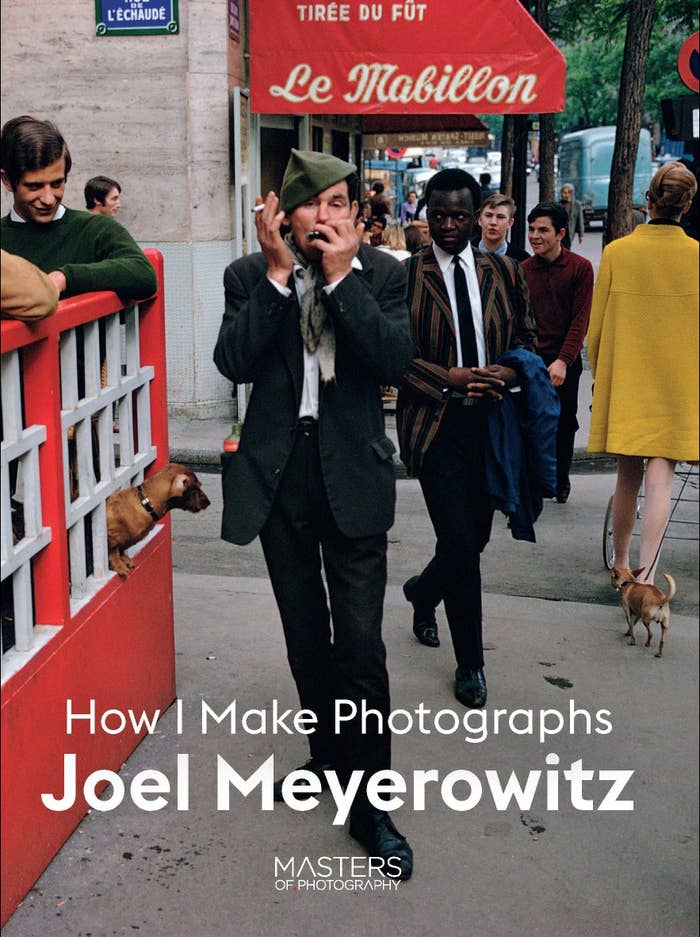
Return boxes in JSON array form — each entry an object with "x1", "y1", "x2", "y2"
[{"x1": 1, "y1": 208, "x2": 157, "y2": 300}]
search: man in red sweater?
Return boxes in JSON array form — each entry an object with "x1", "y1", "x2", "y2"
[{"x1": 522, "y1": 202, "x2": 594, "y2": 503}]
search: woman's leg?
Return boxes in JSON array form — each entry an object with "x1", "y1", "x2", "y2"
[
  {"x1": 639, "y1": 457, "x2": 676, "y2": 583},
  {"x1": 612, "y1": 455, "x2": 644, "y2": 569}
]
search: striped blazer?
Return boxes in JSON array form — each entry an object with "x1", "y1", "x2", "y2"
[{"x1": 397, "y1": 246, "x2": 538, "y2": 477}]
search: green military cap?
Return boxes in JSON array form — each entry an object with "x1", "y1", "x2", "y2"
[{"x1": 279, "y1": 149, "x2": 356, "y2": 215}]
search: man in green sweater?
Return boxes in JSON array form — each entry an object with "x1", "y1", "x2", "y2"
[{"x1": 1, "y1": 115, "x2": 156, "y2": 300}]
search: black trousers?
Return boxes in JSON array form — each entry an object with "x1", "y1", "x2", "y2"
[
  {"x1": 543, "y1": 353, "x2": 583, "y2": 491},
  {"x1": 412, "y1": 400, "x2": 494, "y2": 670},
  {"x1": 259, "y1": 422, "x2": 390, "y2": 805}
]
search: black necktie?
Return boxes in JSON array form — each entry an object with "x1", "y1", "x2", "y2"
[{"x1": 452, "y1": 255, "x2": 479, "y2": 367}]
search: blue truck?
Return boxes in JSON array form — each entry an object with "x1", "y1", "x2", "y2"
[{"x1": 557, "y1": 126, "x2": 653, "y2": 228}]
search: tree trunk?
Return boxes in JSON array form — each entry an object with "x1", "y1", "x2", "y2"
[
  {"x1": 605, "y1": 0, "x2": 655, "y2": 244},
  {"x1": 538, "y1": 115, "x2": 557, "y2": 202},
  {"x1": 533, "y1": 0, "x2": 556, "y2": 202},
  {"x1": 501, "y1": 115, "x2": 514, "y2": 196},
  {"x1": 511, "y1": 116, "x2": 530, "y2": 250}
]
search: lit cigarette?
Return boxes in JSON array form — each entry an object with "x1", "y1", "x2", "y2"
[{"x1": 251, "y1": 204, "x2": 265, "y2": 213}]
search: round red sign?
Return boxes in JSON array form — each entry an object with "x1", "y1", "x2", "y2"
[{"x1": 677, "y1": 32, "x2": 699, "y2": 93}]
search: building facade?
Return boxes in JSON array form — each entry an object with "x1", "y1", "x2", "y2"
[{"x1": 0, "y1": 0, "x2": 362, "y2": 418}]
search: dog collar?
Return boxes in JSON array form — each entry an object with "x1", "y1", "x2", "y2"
[
  {"x1": 136, "y1": 484, "x2": 160, "y2": 521},
  {"x1": 619, "y1": 580, "x2": 636, "y2": 590}
]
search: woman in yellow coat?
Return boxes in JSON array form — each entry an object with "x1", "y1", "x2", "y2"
[{"x1": 588, "y1": 161, "x2": 698, "y2": 582}]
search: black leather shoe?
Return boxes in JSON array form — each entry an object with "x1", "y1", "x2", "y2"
[
  {"x1": 349, "y1": 808, "x2": 413, "y2": 880},
  {"x1": 273, "y1": 758, "x2": 334, "y2": 803},
  {"x1": 454, "y1": 667, "x2": 487, "y2": 708},
  {"x1": 556, "y1": 483, "x2": 571, "y2": 504},
  {"x1": 403, "y1": 575, "x2": 439, "y2": 647}
]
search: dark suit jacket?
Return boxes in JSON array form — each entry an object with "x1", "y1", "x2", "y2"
[
  {"x1": 214, "y1": 244, "x2": 413, "y2": 544},
  {"x1": 505, "y1": 242, "x2": 530, "y2": 263},
  {"x1": 396, "y1": 247, "x2": 538, "y2": 477}
]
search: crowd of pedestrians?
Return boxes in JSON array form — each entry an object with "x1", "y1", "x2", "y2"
[{"x1": 1, "y1": 117, "x2": 698, "y2": 884}]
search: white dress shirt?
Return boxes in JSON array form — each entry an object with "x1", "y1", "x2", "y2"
[
  {"x1": 268, "y1": 256, "x2": 363, "y2": 419},
  {"x1": 432, "y1": 241, "x2": 486, "y2": 368},
  {"x1": 10, "y1": 204, "x2": 66, "y2": 223}
]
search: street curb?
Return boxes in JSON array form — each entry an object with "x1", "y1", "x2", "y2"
[{"x1": 169, "y1": 446, "x2": 617, "y2": 477}]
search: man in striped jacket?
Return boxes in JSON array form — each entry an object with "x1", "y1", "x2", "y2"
[{"x1": 397, "y1": 169, "x2": 537, "y2": 709}]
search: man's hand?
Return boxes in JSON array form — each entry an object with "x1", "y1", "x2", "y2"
[
  {"x1": 474, "y1": 364, "x2": 518, "y2": 388},
  {"x1": 254, "y1": 192, "x2": 292, "y2": 287},
  {"x1": 548, "y1": 358, "x2": 567, "y2": 387},
  {"x1": 310, "y1": 217, "x2": 360, "y2": 285},
  {"x1": 447, "y1": 366, "x2": 506, "y2": 400},
  {"x1": 48, "y1": 270, "x2": 67, "y2": 295}
]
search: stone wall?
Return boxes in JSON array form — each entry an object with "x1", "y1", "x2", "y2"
[{"x1": 1, "y1": 0, "x2": 241, "y2": 418}]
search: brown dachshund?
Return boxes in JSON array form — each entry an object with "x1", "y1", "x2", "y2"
[{"x1": 107, "y1": 462, "x2": 210, "y2": 577}]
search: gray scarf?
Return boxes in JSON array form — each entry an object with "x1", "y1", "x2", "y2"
[{"x1": 285, "y1": 233, "x2": 336, "y2": 383}]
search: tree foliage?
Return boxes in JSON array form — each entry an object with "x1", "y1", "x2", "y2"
[
  {"x1": 547, "y1": 0, "x2": 697, "y2": 44},
  {"x1": 559, "y1": 25, "x2": 696, "y2": 132}
]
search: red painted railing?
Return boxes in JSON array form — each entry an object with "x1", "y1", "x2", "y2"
[{"x1": 1, "y1": 250, "x2": 176, "y2": 925}]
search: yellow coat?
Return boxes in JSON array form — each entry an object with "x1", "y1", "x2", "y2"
[{"x1": 587, "y1": 224, "x2": 699, "y2": 461}]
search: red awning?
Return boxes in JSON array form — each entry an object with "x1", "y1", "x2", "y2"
[{"x1": 249, "y1": 0, "x2": 565, "y2": 115}]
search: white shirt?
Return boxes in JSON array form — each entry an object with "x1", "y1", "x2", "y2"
[
  {"x1": 10, "y1": 204, "x2": 66, "y2": 223},
  {"x1": 432, "y1": 242, "x2": 486, "y2": 368},
  {"x1": 268, "y1": 256, "x2": 363, "y2": 419}
]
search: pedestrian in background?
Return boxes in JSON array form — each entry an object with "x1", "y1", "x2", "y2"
[
  {"x1": 479, "y1": 172, "x2": 494, "y2": 201},
  {"x1": 559, "y1": 183, "x2": 584, "y2": 249},
  {"x1": 523, "y1": 202, "x2": 593, "y2": 504},
  {"x1": 404, "y1": 223, "x2": 425, "y2": 254},
  {"x1": 378, "y1": 222, "x2": 410, "y2": 261},
  {"x1": 85, "y1": 175, "x2": 122, "y2": 217},
  {"x1": 399, "y1": 189, "x2": 418, "y2": 224},
  {"x1": 473, "y1": 193, "x2": 529, "y2": 262},
  {"x1": 368, "y1": 180, "x2": 392, "y2": 219},
  {"x1": 367, "y1": 214, "x2": 387, "y2": 247},
  {"x1": 587, "y1": 161, "x2": 699, "y2": 582}
]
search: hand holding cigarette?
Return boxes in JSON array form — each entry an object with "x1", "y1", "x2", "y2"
[{"x1": 254, "y1": 192, "x2": 292, "y2": 286}]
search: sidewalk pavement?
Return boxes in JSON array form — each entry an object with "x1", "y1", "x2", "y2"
[
  {"x1": 4, "y1": 368, "x2": 697, "y2": 936},
  {"x1": 168, "y1": 368, "x2": 612, "y2": 475},
  {"x1": 4, "y1": 568, "x2": 698, "y2": 937}
]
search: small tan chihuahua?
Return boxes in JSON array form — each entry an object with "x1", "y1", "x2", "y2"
[{"x1": 610, "y1": 567, "x2": 676, "y2": 658}]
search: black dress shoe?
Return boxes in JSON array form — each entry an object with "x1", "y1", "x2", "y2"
[
  {"x1": 349, "y1": 808, "x2": 413, "y2": 880},
  {"x1": 454, "y1": 667, "x2": 487, "y2": 708},
  {"x1": 403, "y1": 575, "x2": 439, "y2": 647},
  {"x1": 556, "y1": 482, "x2": 571, "y2": 504},
  {"x1": 273, "y1": 758, "x2": 334, "y2": 803}
]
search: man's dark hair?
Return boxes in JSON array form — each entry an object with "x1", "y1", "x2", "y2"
[
  {"x1": 423, "y1": 168, "x2": 481, "y2": 213},
  {"x1": 1, "y1": 115, "x2": 72, "y2": 189},
  {"x1": 371, "y1": 180, "x2": 385, "y2": 194},
  {"x1": 84, "y1": 175, "x2": 121, "y2": 209},
  {"x1": 527, "y1": 201, "x2": 568, "y2": 234},
  {"x1": 479, "y1": 173, "x2": 492, "y2": 187},
  {"x1": 371, "y1": 214, "x2": 387, "y2": 230}
]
